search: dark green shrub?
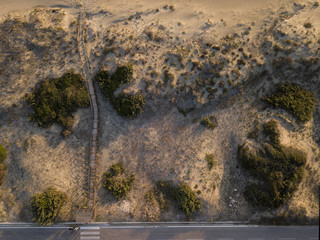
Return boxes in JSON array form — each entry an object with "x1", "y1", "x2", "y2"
[
  {"x1": 114, "y1": 93, "x2": 146, "y2": 119},
  {"x1": 205, "y1": 153, "x2": 216, "y2": 170},
  {"x1": 25, "y1": 72, "x2": 90, "y2": 133},
  {"x1": 238, "y1": 121, "x2": 306, "y2": 209},
  {"x1": 201, "y1": 115, "x2": 217, "y2": 130},
  {"x1": 31, "y1": 187, "x2": 67, "y2": 226},
  {"x1": 264, "y1": 84, "x2": 316, "y2": 122},
  {"x1": 0, "y1": 144, "x2": 7, "y2": 162},
  {"x1": 156, "y1": 181, "x2": 201, "y2": 216},
  {"x1": 95, "y1": 65, "x2": 146, "y2": 118},
  {"x1": 103, "y1": 162, "x2": 135, "y2": 200}
]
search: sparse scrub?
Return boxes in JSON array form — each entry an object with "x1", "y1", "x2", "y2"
[
  {"x1": 31, "y1": 187, "x2": 67, "y2": 226},
  {"x1": 205, "y1": 153, "x2": 216, "y2": 170},
  {"x1": 238, "y1": 120, "x2": 306, "y2": 209},
  {"x1": 25, "y1": 72, "x2": 90, "y2": 133},
  {"x1": 263, "y1": 84, "x2": 316, "y2": 122},
  {"x1": 201, "y1": 115, "x2": 217, "y2": 130},
  {"x1": 156, "y1": 181, "x2": 201, "y2": 216},
  {"x1": 247, "y1": 120, "x2": 260, "y2": 140},
  {"x1": 103, "y1": 162, "x2": 135, "y2": 200},
  {"x1": 0, "y1": 163, "x2": 7, "y2": 185}
]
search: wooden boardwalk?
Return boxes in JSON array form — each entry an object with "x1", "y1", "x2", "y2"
[{"x1": 77, "y1": 11, "x2": 98, "y2": 221}]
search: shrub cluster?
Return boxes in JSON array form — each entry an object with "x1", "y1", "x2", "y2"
[
  {"x1": 95, "y1": 65, "x2": 146, "y2": 118},
  {"x1": 25, "y1": 72, "x2": 90, "y2": 135},
  {"x1": 31, "y1": 187, "x2": 67, "y2": 226},
  {"x1": 201, "y1": 115, "x2": 217, "y2": 130},
  {"x1": 264, "y1": 84, "x2": 316, "y2": 122},
  {"x1": 103, "y1": 162, "x2": 135, "y2": 200},
  {"x1": 0, "y1": 144, "x2": 7, "y2": 185},
  {"x1": 156, "y1": 180, "x2": 201, "y2": 217},
  {"x1": 238, "y1": 120, "x2": 306, "y2": 209}
]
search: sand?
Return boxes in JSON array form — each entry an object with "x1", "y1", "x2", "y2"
[{"x1": 0, "y1": 0, "x2": 319, "y2": 223}]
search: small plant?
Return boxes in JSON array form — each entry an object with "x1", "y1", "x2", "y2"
[
  {"x1": 103, "y1": 162, "x2": 135, "y2": 200},
  {"x1": 263, "y1": 83, "x2": 316, "y2": 122},
  {"x1": 303, "y1": 22, "x2": 313, "y2": 28},
  {"x1": 113, "y1": 93, "x2": 146, "y2": 119},
  {"x1": 205, "y1": 153, "x2": 216, "y2": 170},
  {"x1": 103, "y1": 47, "x2": 116, "y2": 55},
  {"x1": 201, "y1": 115, "x2": 217, "y2": 130},
  {"x1": 314, "y1": 2, "x2": 319, "y2": 7},
  {"x1": 31, "y1": 187, "x2": 67, "y2": 226},
  {"x1": 0, "y1": 144, "x2": 6, "y2": 162},
  {"x1": 163, "y1": 69, "x2": 175, "y2": 84}
]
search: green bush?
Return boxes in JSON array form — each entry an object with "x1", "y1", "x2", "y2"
[
  {"x1": 103, "y1": 162, "x2": 135, "y2": 200},
  {"x1": 113, "y1": 93, "x2": 146, "y2": 119},
  {"x1": 201, "y1": 115, "x2": 217, "y2": 130},
  {"x1": 25, "y1": 72, "x2": 90, "y2": 133},
  {"x1": 156, "y1": 181, "x2": 201, "y2": 216},
  {"x1": 95, "y1": 65, "x2": 146, "y2": 118},
  {"x1": 31, "y1": 187, "x2": 67, "y2": 226},
  {"x1": 264, "y1": 84, "x2": 316, "y2": 122},
  {"x1": 238, "y1": 120, "x2": 306, "y2": 209},
  {"x1": 0, "y1": 144, "x2": 7, "y2": 162},
  {"x1": 205, "y1": 153, "x2": 216, "y2": 170}
]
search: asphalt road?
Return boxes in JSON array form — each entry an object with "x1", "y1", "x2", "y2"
[
  {"x1": 98, "y1": 225, "x2": 319, "y2": 240},
  {"x1": 0, "y1": 224, "x2": 318, "y2": 240}
]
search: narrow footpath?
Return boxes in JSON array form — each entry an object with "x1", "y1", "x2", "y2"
[{"x1": 77, "y1": 11, "x2": 99, "y2": 222}]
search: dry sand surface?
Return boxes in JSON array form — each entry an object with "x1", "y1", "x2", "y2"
[{"x1": 0, "y1": 0, "x2": 319, "y2": 223}]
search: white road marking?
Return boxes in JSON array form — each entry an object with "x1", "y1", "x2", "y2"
[
  {"x1": 80, "y1": 237, "x2": 100, "y2": 240},
  {"x1": 80, "y1": 231, "x2": 100, "y2": 235},
  {"x1": 80, "y1": 226, "x2": 100, "y2": 230}
]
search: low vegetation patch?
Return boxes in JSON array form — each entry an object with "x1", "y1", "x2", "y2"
[
  {"x1": 0, "y1": 144, "x2": 7, "y2": 185},
  {"x1": 201, "y1": 115, "x2": 217, "y2": 130},
  {"x1": 247, "y1": 120, "x2": 260, "y2": 140},
  {"x1": 95, "y1": 65, "x2": 146, "y2": 118},
  {"x1": 205, "y1": 153, "x2": 216, "y2": 170},
  {"x1": 156, "y1": 181, "x2": 201, "y2": 217},
  {"x1": 25, "y1": 72, "x2": 90, "y2": 134},
  {"x1": 103, "y1": 162, "x2": 135, "y2": 200},
  {"x1": 31, "y1": 187, "x2": 67, "y2": 226},
  {"x1": 238, "y1": 120, "x2": 306, "y2": 209},
  {"x1": 263, "y1": 83, "x2": 316, "y2": 122}
]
